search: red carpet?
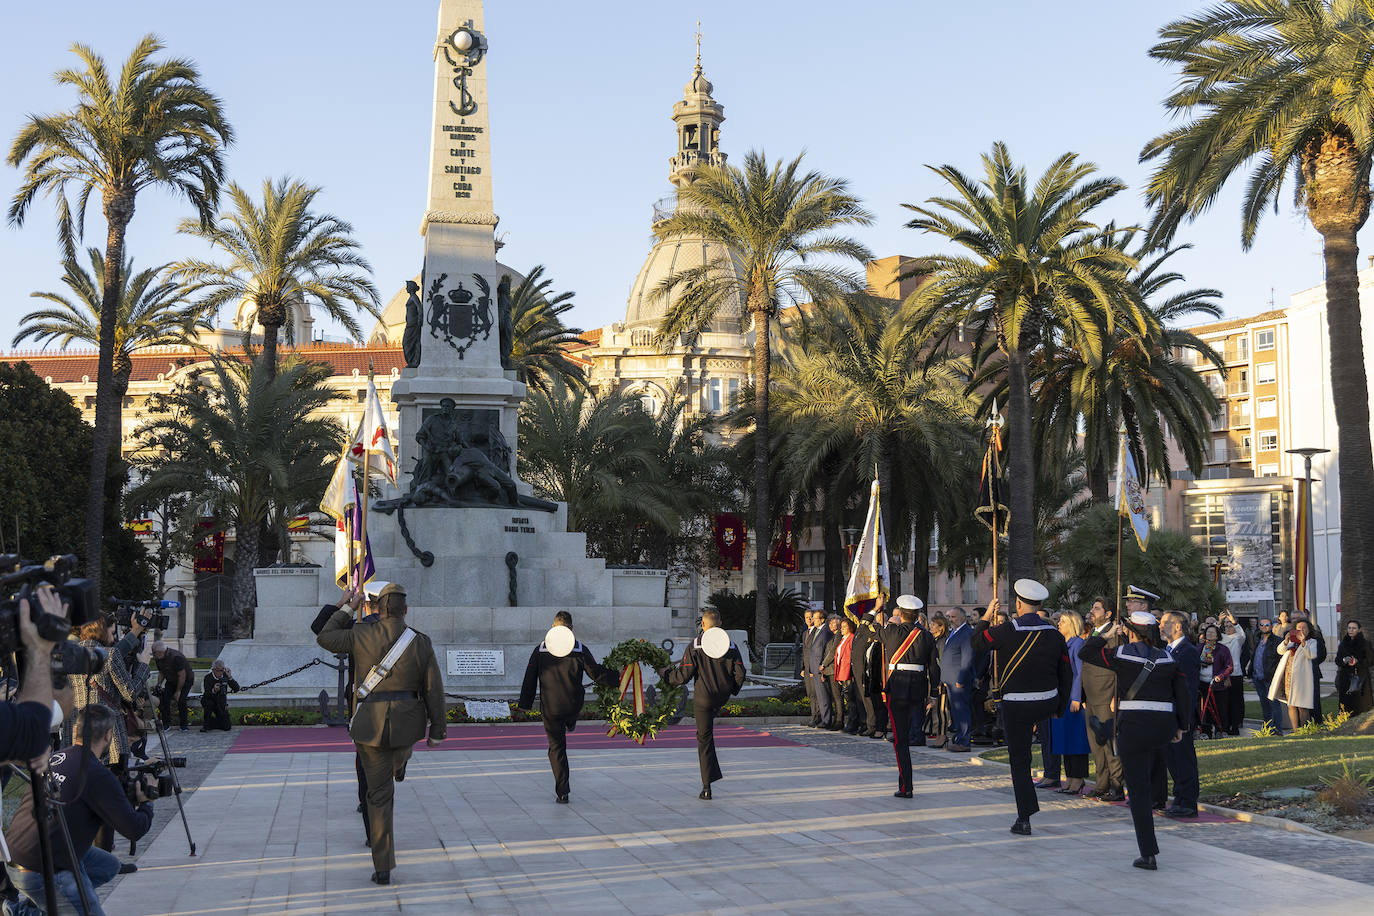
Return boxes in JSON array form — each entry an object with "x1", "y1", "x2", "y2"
[{"x1": 227, "y1": 723, "x2": 800, "y2": 754}]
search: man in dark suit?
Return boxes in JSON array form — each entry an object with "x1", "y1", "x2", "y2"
[
  {"x1": 821, "y1": 615, "x2": 842, "y2": 730},
  {"x1": 805, "y1": 610, "x2": 833, "y2": 728},
  {"x1": 316, "y1": 582, "x2": 446, "y2": 885},
  {"x1": 517, "y1": 611, "x2": 618, "y2": 803},
  {"x1": 941, "y1": 607, "x2": 975, "y2": 752},
  {"x1": 802, "y1": 611, "x2": 820, "y2": 726},
  {"x1": 1155, "y1": 605, "x2": 1200, "y2": 818}
]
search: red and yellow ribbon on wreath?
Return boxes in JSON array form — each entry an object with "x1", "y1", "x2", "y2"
[{"x1": 609, "y1": 663, "x2": 648, "y2": 745}]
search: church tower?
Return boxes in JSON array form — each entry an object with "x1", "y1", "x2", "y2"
[{"x1": 668, "y1": 37, "x2": 726, "y2": 190}]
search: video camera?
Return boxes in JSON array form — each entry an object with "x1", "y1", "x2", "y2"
[
  {"x1": 0, "y1": 554, "x2": 105, "y2": 685},
  {"x1": 120, "y1": 756, "x2": 187, "y2": 805},
  {"x1": 110, "y1": 597, "x2": 180, "y2": 632}
]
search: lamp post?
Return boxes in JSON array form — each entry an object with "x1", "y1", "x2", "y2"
[
  {"x1": 1285, "y1": 446, "x2": 1329, "y2": 617},
  {"x1": 841, "y1": 527, "x2": 860, "y2": 567}
]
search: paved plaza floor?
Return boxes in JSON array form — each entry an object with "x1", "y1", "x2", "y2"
[{"x1": 101, "y1": 723, "x2": 1374, "y2": 915}]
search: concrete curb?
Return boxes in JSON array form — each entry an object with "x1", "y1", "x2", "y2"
[{"x1": 968, "y1": 752, "x2": 1335, "y2": 838}]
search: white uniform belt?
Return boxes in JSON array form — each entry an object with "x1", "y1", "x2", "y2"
[
  {"x1": 888, "y1": 663, "x2": 925, "y2": 672},
  {"x1": 1001, "y1": 688, "x2": 1057, "y2": 702},
  {"x1": 1118, "y1": 700, "x2": 1174, "y2": 713}
]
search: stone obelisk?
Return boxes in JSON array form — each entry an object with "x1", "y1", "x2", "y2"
[{"x1": 388, "y1": 0, "x2": 521, "y2": 461}]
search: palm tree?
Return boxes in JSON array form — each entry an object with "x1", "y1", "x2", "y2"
[
  {"x1": 506, "y1": 265, "x2": 587, "y2": 395},
  {"x1": 173, "y1": 177, "x2": 380, "y2": 380},
  {"x1": 129, "y1": 354, "x2": 344, "y2": 637},
  {"x1": 904, "y1": 143, "x2": 1146, "y2": 583},
  {"x1": 7, "y1": 34, "x2": 232, "y2": 589},
  {"x1": 14, "y1": 248, "x2": 209, "y2": 441},
  {"x1": 652, "y1": 150, "x2": 873, "y2": 647},
  {"x1": 1141, "y1": 0, "x2": 1374, "y2": 628},
  {"x1": 773, "y1": 293, "x2": 980, "y2": 600}
]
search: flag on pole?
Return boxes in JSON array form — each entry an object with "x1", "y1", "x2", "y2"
[
  {"x1": 332, "y1": 477, "x2": 375, "y2": 589},
  {"x1": 769, "y1": 514, "x2": 799, "y2": 572},
  {"x1": 347, "y1": 377, "x2": 399, "y2": 486},
  {"x1": 843, "y1": 479, "x2": 890, "y2": 622},
  {"x1": 975, "y1": 413, "x2": 1009, "y2": 535},
  {"x1": 320, "y1": 444, "x2": 352, "y2": 523},
  {"x1": 1116, "y1": 432, "x2": 1151, "y2": 550},
  {"x1": 1294, "y1": 478, "x2": 1310, "y2": 612}
]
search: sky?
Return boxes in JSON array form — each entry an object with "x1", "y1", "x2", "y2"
[{"x1": 0, "y1": 0, "x2": 1348, "y2": 350}]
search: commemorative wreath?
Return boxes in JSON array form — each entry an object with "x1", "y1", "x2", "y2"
[{"x1": 595, "y1": 638, "x2": 682, "y2": 745}]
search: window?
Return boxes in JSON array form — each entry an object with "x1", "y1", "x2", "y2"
[
  {"x1": 728, "y1": 378, "x2": 739, "y2": 409},
  {"x1": 1255, "y1": 362, "x2": 1276, "y2": 385},
  {"x1": 639, "y1": 392, "x2": 661, "y2": 416},
  {"x1": 961, "y1": 577, "x2": 980, "y2": 604},
  {"x1": 1256, "y1": 328, "x2": 1275, "y2": 350},
  {"x1": 1213, "y1": 438, "x2": 1228, "y2": 462},
  {"x1": 1237, "y1": 335, "x2": 1249, "y2": 359},
  {"x1": 1257, "y1": 397, "x2": 1277, "y2": 419},
  {"x1": 799, "y1": 550, "x2": 824, "y2": 574},
  {"x1": 707, "y1": 378, "x2": 722, "y2": 413},
  {"x1": 1260, "y1": 432, "x2": 1278, "y2": 452},
  {"x1": 1260, "y1": 464, "x2": 1279, "y2": 478}
]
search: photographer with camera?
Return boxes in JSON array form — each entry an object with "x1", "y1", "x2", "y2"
[
  {"x1": 4, "y1": 705, "x2": 154, "y2": 916},
  {"x1": 65, "y1": 614, "x2": 148, "y2": 770},
  {"x1": 0, "y1": 586, "x2": 67, "y2": 771},
  {"x1": 199, "y1": 660, "x2": 239, "y2": 732},
  {"x1": 149, "y1": 642, "x2": 193, "y2": 732}
]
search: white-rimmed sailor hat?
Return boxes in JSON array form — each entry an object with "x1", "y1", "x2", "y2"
[
  {"x1": 1013, "y1": 578, "x2": 1049, "y2": 604},
  {"x1": 701, "y1": 627, "x2": 730, "y2": 659},
  {"x1": 1128, "y1": 610, "x2": 1159, "y2": 626},
  {"x1": 1124, "y1": 584, "x2": 1161, "y2": 604},
  {"x1": 895, "y1": 594, "x2": 924, "y2": 611},
  {"x1": 544, "y1": 625, "x2": 575, "y2": 658}
]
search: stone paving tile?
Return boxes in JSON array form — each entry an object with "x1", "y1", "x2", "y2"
[{"x1": 98, "y1": 729, "x2": 1374, "y2": 915}]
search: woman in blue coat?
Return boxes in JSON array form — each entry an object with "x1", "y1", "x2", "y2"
[{"x1": 1048, "y1": 610, "x2": 1091, "y2": 795}]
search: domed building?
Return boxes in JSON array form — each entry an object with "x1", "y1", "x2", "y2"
[{"x1": 575, "y1": 54, "x2": 752, "y2": 427}]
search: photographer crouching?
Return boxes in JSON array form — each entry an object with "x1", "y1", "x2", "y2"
[
  {"x1": 200, "y1": 661, "x2": 239, "y2": 732},
  {"x1": 5, "y1": 705, "x2": 154, "y2": 916}
]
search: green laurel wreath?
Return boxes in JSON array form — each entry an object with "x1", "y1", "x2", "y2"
[{"x1": 595, "y1": 638, "x2": 682, "y2": 744}]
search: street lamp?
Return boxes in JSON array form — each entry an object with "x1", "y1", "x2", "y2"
[
  {"x1": 840, "y1": 527, "x2": 860, "y2": 567},
  {"x1": 1285, "y1": 446, "x2": 1329, "y2": 616}
]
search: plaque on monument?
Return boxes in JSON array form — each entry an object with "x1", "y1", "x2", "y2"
[{"x1": 448, "y1": 648, "x2": 505, "y2": 676}]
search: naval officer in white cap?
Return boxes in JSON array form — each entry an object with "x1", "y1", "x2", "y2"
[{"x1": 976, "y1": 579, "x2": 1072, "y2": 835}]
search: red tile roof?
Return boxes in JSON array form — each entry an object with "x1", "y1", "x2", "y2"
[{"x1": 1, "y1": 343, "x2": 405, "y2": 383}]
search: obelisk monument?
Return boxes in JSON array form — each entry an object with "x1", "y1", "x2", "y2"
[{"x1": 388, "y1": 0, "x2": 520, "y2": 460}]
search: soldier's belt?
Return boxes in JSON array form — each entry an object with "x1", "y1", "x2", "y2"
[
  {"x1": 1118, "y1": 700, "x2": 1172, "y2": 712},
  {"x1": 888, "y1": 663, "x2": 925, "y2": 672},
  {"x1": 359, "y1": 690, "x2": 419, "y2": 702},
  {"x1": 1002, "y1": 688, "x2": 1058, "y2": 702}
]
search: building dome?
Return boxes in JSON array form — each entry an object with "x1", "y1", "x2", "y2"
[
  {"x1": 624, "y1": 234, "x2": 744, "y2": 331},
  {"x1": 684, "y1": 64, "x2": 713, "y2": 98},
  {"x1": 369, "y1": 263, "x2": 526, "y2": 345}
]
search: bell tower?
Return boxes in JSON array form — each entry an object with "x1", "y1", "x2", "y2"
[{"x1": 669, "y1": 29, "x2": 726, "y2": 190}]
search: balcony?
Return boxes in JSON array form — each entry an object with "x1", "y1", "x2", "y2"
[
  {"x1": 652, "y1": 195, "x2": 677, "y2": 223},
  {"x1": 1228, "y1": 379, "x2": 1249, "y2": 397},
  {"x1": 1228, "y1": 407, "x2": 1251, "y2": 428},
  {"x1": 1205, "y1": 447, "x2": 1252, "y2": 465},
  {"x1": 1223, "y1": 343, "x2": 1249, "y2": 365}
]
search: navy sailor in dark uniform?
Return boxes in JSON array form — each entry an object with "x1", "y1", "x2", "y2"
[
  {"x1": 661, "y1": 609, "x2": 747, "y2": 799},
  {"x1": 879, "y1": 595, "x2": 935, "y2": 798},
  {"x1": 975, "y1": 579, "x2": 1072, "y2": 835},
  {"x1": 1079, "y1": 608, "x2": 1190, "y2": 870},
  {"x1": 517, "y1": 611, "x2": 618, "y2": 803}
]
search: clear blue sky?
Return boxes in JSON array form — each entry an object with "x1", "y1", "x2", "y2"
[{"x1": 0, "y1": 0, "x2": 1342, "y2": 348}]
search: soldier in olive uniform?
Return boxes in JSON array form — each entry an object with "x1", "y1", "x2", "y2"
[{"x1": 316, "y1": 582, "x2": 446, "y2": 885}]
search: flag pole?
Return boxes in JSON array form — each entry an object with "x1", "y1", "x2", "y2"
[
  {"x1": 1115, "y1": 423, "x2": 1126, "y2": 616},
  {"x1": 986, "y1": 402, "x2": 1003, "y2": 605},
  {"x1": 357, "y1": 361, "x2": 375, "y2": 620}
]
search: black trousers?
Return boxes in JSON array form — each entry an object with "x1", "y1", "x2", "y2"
[
  {"x1": 202, "y1": 696, "x2": 231, "y2": 730},
  {"x1": 544, "y1": 718, "x2": 572, "y2": 796},
  {"x1": 887, "y1": 698, "x2": 914, "y2": 793},
  {"x1": 1226, "y1": 676, "x2": 1245, "y2": 734},
  {"x1": 159, "y1": 683, "x2": 191, "y2": 729},
  {"x1": 841, "y1": 680, "x2": 861, "y2": 731},
  {"x1": 827, "y1": 676, "x2": 843, "y2": 727},
  {"x1": 1001, "y1": 698, "x2": 1059, "y2": 820},
  {"x1": 1119, "y1": 711, "x2": 1175, "y2": 857},
  {"x1": 1152, "y1": 728, "x2": 1198, "y2": 809},
  {"x1": 695, "y1": 698, "x2": 723, "y2": 786},
  {"x1": 804, "y1": 673, "x2": 820, "y2": 725},
  {"x1": 856, "y1": 671, "x2": 879, "y2": 733}
]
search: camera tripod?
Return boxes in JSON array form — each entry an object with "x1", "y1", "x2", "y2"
[{"x1": 131, "y1": 676, "x2": 196, "y2": 857}]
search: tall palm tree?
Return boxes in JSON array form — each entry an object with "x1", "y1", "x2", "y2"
[
  {"x1": 774, "y1": 293, "x2": 979, "y2": 601},
  {"x1": 1141, "y1": 0, "x2": 1374, "y2": 628},
  {"x1": 652, "y1": 150, "x2": 873, "y2": 647},
  {"x1": 14, "y1": 248, "x2": 209, "y2": 441},
  {"x1": 506, "y1": 265, "x2": 587, "y2": 395},
  {"x1": 173, "y1": 177, "x2": 380, "y2": 380},
  {"x1": 904, "y1": 143, "x2": 1146, "y2": 583},
  {"x1": 129, "y1": 354, "x2": 344, "y2": 637},
  {"x1": 7, "y1": 34, "x2": 232, "y2": 589}
]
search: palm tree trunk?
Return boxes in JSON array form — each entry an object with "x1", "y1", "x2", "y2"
[
  {"x1": 911, "y1": 522, "x2": 932, "y2": 606},
  {"x1": 112, "y1": 367, "x2": 131, "y2": 463},
  {"x1": 751, "y1": 307, "x2": 772, "y2": 654},
  {"x1": 1005, "y1": 345, "x2": 1035, "y2": 582},
  {"x1": 822, "y1": 485, "x2": 841, "y2": 614},
  {"x1": 1319, "y1": 228, "x2": 1374, "y2": 635},
  {"x1": 261, "y1": 323, "x2": 280, "y2": 382},
  {"x1": 1088, "y1": 452, "x2": 1110, "y2": 504},
  {"x1": 85, "y1": 205, "x2": 133, "y2": 591},
  {"x1": 875, "y1": 448, "x2": 900, "y2": 598},
  {"x1": 230, "y1": 522, "x2": 260, "y2": 639}
]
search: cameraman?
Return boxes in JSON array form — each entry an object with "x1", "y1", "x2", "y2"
[
  {"x1": 66, "y1": 614, "x2": 149, "y2": 768},
  {"x1": 150, "y1": 642, "x2": 193, "y2": 731},
  {"x1": 4, "y1": 705, "x2": 154, "y2": 916},
  {"x1": 200, "y1": 661, "x2": 239, "y2": 732},
  {"x1": 1, "y1": 587, "x2": 66, "y2": 771}
]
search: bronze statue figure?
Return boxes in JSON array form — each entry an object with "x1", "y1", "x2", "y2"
[
  {"x1": 402, "y1": 279, "x2": 423, "y2": 368},
  {"x1": 497, "y1": 274, "x2": 515, "y2": 372}
]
